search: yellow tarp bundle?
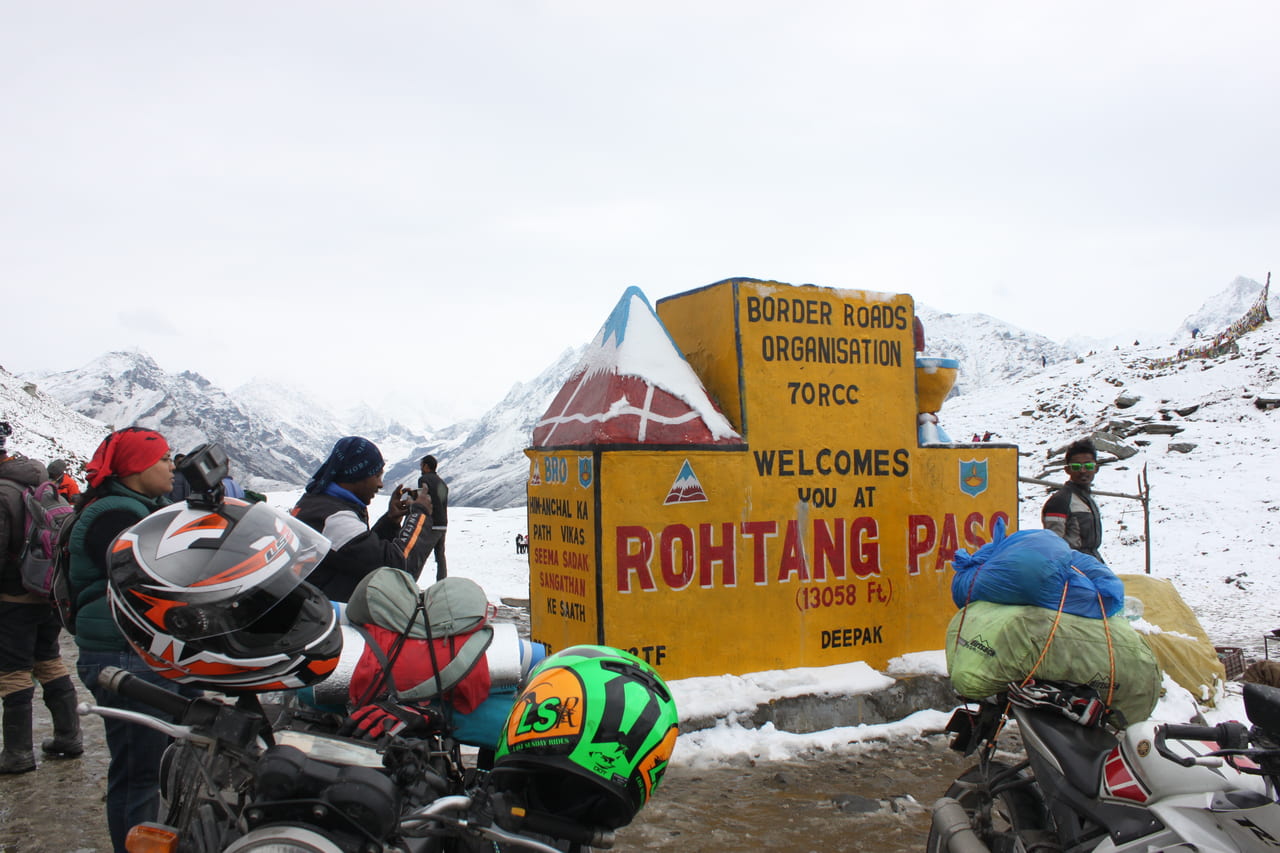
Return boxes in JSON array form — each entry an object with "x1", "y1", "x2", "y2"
[{"x1": 1119, "y1": 573, "x2": 1226, "y2": 705}]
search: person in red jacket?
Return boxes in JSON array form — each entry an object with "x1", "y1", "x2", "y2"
[{"x1": 46, "y1": 460, "x2": 80, "y2": 503}]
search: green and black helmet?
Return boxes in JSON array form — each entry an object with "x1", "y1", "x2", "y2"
[{"x1": 491, "y1": 645, "x2": 679, "y2": 829}]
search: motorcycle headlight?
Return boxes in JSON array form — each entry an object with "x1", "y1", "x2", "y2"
[{"x1": 221, "y1": 825, "x2": 345, "y2": 853}]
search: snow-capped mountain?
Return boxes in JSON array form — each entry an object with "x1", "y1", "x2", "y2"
[
  {"x1": 381, "y1": 346, "x2": 587, "y2": 508},
  {"x1": 7, "y1": 275, "x2": 1272, "y2": 519},
  {"x1": 26, "y1": 353, "x2": 338, "y2": 487},
  {"x1": 17, "y1": 346, "x2": 582, "y2": 507},
  {"x1": 915, "y1": 305, "x2": 1076, "y2": 397},
  {"x1": 25, "y1": 353, "x2": 436, "y2": 490},
  {"x1": 1176, "y1": 274, "x2": 1279, "y2": 341},
  {"x1": 0, "y1": 368, "x2": 108, "y2": 476}
]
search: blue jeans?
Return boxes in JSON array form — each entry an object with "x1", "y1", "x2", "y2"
[{"x1": 77, "y1": 649, "x2": 202, "y2": 853}]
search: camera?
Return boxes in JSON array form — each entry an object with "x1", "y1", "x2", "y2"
[
  {"x1": 402, "y1": 488, "x2": 419, "y2": 500},
  {"x1": 177, "y1": 443, "x2": 230, "y2": 506}
]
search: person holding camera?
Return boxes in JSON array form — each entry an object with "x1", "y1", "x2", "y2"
[
  {"x1": 291, "y1": 436, "x2": 436, "y2": 601},
  {"x1": 69, "y1": 427, "x2": 202, "y2": 852}
]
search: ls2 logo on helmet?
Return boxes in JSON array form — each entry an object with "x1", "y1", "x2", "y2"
[{"x1": 505, "y1": 666, "x2": 585, "y2": 749}]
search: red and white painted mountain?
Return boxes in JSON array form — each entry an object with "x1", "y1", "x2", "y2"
[{"x1": 532, "y1": 287, "x2": 743, "y2": 447}]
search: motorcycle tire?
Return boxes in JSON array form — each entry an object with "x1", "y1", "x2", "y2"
[{"x1": 925, "y1": 761, "x2": 1054, "y2": 853}]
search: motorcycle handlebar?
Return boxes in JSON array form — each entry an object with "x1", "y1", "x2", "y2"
[
  {"x1": 1155, "y1": 721, "x2": 1252, "y2": 767},
  {"x1": 505, "y1": 808, "x2": 615, "y2": 849},
  {"x1": 1161, "y1": 723, "x2": 1214, "y2": 738},
  {"x1": 401, "y1": 796, "x2": 611, "y2": 853},
  {"x1": 97, "y1": 666, "x2": 196, "y2": 722},
  {"x1": 489, "y1": 793, "x2": 616, "y2": 849}
]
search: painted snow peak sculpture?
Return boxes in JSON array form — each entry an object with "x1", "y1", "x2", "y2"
[{"x1": 533, "y1": 287, "x2": 742, "y2": 448}]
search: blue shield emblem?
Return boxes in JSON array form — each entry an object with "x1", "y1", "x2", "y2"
[
  {"x1": 959, "y1": 459, "x2": 988, "y2": 497},
  {"x1": 578, "y1": 456, "x2": 594, "y2": 489}
]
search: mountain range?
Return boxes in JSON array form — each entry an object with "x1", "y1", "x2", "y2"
[{"x1": 3, "y1": 275, "x2": 1272, "y2": 510}]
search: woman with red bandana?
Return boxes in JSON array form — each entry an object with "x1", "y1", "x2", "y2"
[{"x1": 69, "y1": 428, "x2": 201, "y2": 853}]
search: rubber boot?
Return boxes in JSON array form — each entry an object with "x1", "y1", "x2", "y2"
[
  {"x1": 40, "y1": 676, "x2": 83, "y2": 758},
  {"x1": 0, "y1": 687, "x2": 37, "y2": 774}
]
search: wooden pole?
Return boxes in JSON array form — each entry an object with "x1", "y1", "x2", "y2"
[
  {"x1": 1020, "y1": 472, "x2": 1153, "y2": 571},
  {"x1": 1018, "y1": 476, "x2": 1142, "y2": 501},
  {"x1": 1141, "y1": 464, "x2": 1152, "y2": 574}
]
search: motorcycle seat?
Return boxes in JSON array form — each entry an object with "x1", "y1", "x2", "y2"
[{"x1": 1018, "y1": 706, "x2": 1119, "y2": 797}]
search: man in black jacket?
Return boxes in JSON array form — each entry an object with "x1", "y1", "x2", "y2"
[
  {"x1": 292, "y1": 437, "x2": 435, "y2": 601},
  {"x1": 416, "y1": 454, "x2": 449, "y2": 581},
  {"x1": 1041, "y1": 438, "x2": 1105, "y2": 561}
]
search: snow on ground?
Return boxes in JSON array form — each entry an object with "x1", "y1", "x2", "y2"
[{"x1": 942, "y1": 321, "x2": 1280, "y2": 656}]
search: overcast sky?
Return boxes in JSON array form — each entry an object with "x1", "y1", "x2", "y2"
[{"x1": 3, "y1": 2, "x2": 1277, "y2": 423}]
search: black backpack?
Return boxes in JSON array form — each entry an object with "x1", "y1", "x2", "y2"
[
  {"x1": 0, "y1": 477, "x2": 79, "y2": 631},
  {"x1": 44, "y1": 509, "x2": 80, "y2": 632},
  {"x1": 17, "y1": 480, "x2": 74, "y2": 597}
]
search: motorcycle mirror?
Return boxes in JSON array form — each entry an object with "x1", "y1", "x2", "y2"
[{"x1": 1244, "y1": 682, "x2": 1280, "y2": 741}]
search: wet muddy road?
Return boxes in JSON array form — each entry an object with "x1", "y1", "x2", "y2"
[
  {"x1": 2, "y1": 711, "x2": 970, "y2": 852},
  {"x1": 616, "y1": 738, "x2": 972, "y2": 852}
]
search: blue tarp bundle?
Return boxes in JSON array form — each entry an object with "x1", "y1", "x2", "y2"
[{"x1": 951, "y1": 518, "x2": 1124, "y2": 618}]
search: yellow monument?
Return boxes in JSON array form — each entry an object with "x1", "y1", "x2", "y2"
[{"x1": 525, "y1": 278, "x2": 1018, "y2": 680}]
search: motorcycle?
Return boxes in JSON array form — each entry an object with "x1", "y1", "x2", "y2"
[
  {"x1": 87, "y1": 447, "x2": 679, "y2": 852},
  {"x1": 927, "y1": 678, "x2": 1280, "y2": 852},
  {"x1": 85, "y1": 665, "x2": 621, "y2": 853}
]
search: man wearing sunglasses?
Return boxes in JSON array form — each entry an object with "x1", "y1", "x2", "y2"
[{"x1": 1042, "y1": 438, "x2": 1105, "y2": 561}]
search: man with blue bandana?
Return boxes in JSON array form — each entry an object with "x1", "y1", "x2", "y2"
[{"x1": 291, "y1": 437, "x2": 435, "y2": 601}]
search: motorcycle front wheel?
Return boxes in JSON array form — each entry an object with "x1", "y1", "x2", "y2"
[{"x1": 925, "y1": 761, "x2": 1053, "y2": 853}]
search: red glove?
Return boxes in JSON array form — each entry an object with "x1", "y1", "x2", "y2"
[{"x1": 346, "y1": 702, "x2": 439, "y2": 741}]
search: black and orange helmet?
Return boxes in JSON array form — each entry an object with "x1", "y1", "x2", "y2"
[{"x1": 107, "y1": 499, "x2": 342, "y2": 692}]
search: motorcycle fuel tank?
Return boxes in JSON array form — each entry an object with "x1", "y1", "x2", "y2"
[{"x1": 1103, "y1": 720, "x2": 1268, "y2": 803}]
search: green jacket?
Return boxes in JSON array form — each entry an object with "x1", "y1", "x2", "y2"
[{"x1": 69, "y1": 481, "x2": 169, "y2": 652}]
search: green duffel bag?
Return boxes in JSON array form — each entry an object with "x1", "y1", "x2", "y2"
[{"x1": 945, "y1": 600, "x2": 1161, "y2": 724}]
